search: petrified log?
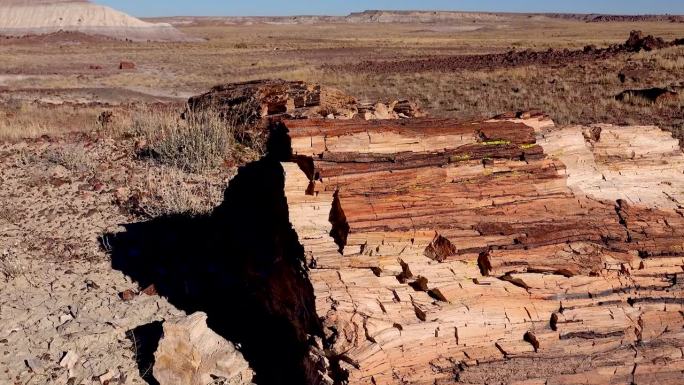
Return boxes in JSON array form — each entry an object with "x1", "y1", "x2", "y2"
[
  {"x1": 153, "y1": 312, "x2": 254, "y2": 385},
  {"x1": 186, "y1": 79, "x2": 426, "y2": 123},
  {"x1": 392, "y1": 99, "x2": 427, "y2": 118},
  {"x1": 618, "y1": 66, "x2": 652, "y2": 83},
  {"x1": 186, "y1": 80, "x2": 356, "y2": 124},
  {"x1": 624, "y1": 30, "x2": 671, "y2": 52},
  {"x1": 273, "y1": 114, "x2": 684, "y2": 384},
  {"x1": 615, "y1": 87, "x2": 678, "y2": 104},
  {"x1": 119, "y1": 61, "x2": 135, "y2": 70}
]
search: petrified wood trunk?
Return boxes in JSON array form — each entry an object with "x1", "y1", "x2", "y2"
[
  {"x1": 274, "y1": 115, "x2": 684, "y2": 384},
  {"x1": 187, "y1": 79, "x2": 358, "y2": 122},
  {"x1": 186, "y1": 79, "x2": 426, "y2": 123}
]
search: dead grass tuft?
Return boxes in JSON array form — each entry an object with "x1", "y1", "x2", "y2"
[
  {"x1": 0, "y1": 250, "x2": 27, "y2": 281},
  {"x1": 42, "y1": 144, "x2": 95, "y2": 173},
  {"x1": 0, "y1": 100, "x2": 103, "y2": 140},
  {"x1": 132, "y1": 107, "x2": 265, "y2": 174},
  {"x1": 129, "y1": 166, "x2": 227, "y2": 217}
]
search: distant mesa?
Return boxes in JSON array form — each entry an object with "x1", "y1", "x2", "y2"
[
  {"x1": 0, "y1": 0, "x2": 194, "y2": 41},
  {"x1": 152, "y1": 10, "x2": 506, "y2": 26},
  {"x1": 345, "y1": 9, "x2": 505, "y2": 22},
  {"x1": 150, "y1": 9, "x2": 684, "y2": 27}
]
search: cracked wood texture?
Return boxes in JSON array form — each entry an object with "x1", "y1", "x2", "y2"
[{"x1": 279, "y1": 115, "x2": 684, "y2": 385}]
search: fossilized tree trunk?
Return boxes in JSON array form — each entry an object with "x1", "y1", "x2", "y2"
[{"x1": 275, "y1": 115, "x2": 684, "y2": 384}]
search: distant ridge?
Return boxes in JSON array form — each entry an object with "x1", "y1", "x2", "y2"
[
  {"x1": 0, "y1": 0, "x2": 194, "y2": 41},
  {"x1": 147, "y1": 10, "x2": 504, "y2": 26},
  {"x1": 542, "y1": 13, "x2": 684, "y2": 23},
  {"x1": 346, "y1": 10, "x2": 504, "y2": 22},
  {"x1": 148, "y1": 9, "x2": 684, "y2": 27}
]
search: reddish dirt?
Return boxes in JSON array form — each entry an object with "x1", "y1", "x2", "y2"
[{"x1": 328, "y1": 31, "x2": 684, "y2": 74}]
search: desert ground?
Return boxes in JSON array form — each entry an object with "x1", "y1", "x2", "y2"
[
  {"x1": 1, "y1": 9, "x2": 684, "y2": 385},
  {"x1": 2, "y1": 16, "x2": 684, "y2": 139}
]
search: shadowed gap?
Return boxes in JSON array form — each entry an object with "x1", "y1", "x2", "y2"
[{"x1": 105, "y1": 123, "x2": 324, "y2": 385}]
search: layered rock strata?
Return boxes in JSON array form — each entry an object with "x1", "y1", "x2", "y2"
[{"x1": 275, "y1": 116, "x2": 684, "y2": 384}]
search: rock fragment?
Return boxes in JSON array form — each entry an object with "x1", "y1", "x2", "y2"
[
  {"x1": 59, "y1": 350, "x2": 79, "y2": 377},
  {"x1": 118, "y1": 289, "x2": 136, "y2": 301},
  {"x1": 119, "y1": 61, "x2": 135, "y2": 70},
  {"x1": 98, "y1": 369, "x2": 118, "y2": 384},
  {"x1": 153, "y1": 312, "x2": 254, "y2": 385},
  {"x1": 25, "y1": 357, "x2": 45, "y2": 373},
  {"x1": 140, "y1": 284, "x2": 157, "y2": 296},
  {"x1": 624, "y1": 30, "x2": 671, "y2": 52}
]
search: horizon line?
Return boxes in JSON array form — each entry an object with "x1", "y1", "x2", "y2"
[{"x1": 136, "y1": 9, "x2": 684, "y2": 18}]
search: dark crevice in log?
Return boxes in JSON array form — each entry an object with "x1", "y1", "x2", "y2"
[
  {"x1": 424, "y1": 233, "x2": 458, "y2": 262},
  {"x1": 615, "y1": 199, "x2": 633, "y2": 243},
  {"x1": 560, "y1": 330, "x2": 625, "y2": 340},
  {"x1": 329, "y1": 190, "x2": 350, "y2": 254}
]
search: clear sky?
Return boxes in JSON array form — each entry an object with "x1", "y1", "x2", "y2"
[{"x1": 94, "y1": 1, "x2": 684, "y2": 18}]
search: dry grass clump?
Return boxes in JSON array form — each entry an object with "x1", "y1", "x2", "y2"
[
  {"x1": 633, "y1": 46, "x2": 684, "y2": 71},
  {"x1": 121, "y1": 166, "x2": 227, "y2": 218},
  {"x1": 141, "y1": 167, "x2": 225, "y2": 217},
  {"x1": 131, "y1": 107, "x2": 265, "y2": 174},
  {"x1": 42, "y1": 144, "x2": 95, "y2": 173},
  {"x1": 0, "y1": 101, "x2": 157, "y2": 141},
  {"x1": 0, "y1": 100, "x2": 50, "y2": 140},
  {"x1": 0, "y1": 100, "x2": 103, "y2": 140},
  {"x1": 0, "y1": 250, "x2": 27, "y2": 281},
  {"x1": 95, "y1": 109, "x2": 139, "y2": 137}
]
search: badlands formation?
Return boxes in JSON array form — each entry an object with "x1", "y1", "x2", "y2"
[
  {"x1": 146, "y1": 81, "x2": 684, "y2": 385},
  {"x1": 0, "y1": 0, "x2": 189, "y2": 41}
]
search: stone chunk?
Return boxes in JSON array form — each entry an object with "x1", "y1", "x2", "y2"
[
  {"x1": 59, "y1": 350, "x2": 79, "y2": 377},
  {"x1": 119, "y1": 61, "x2": 135, "y2": 70},
  {"x1": 153, "y1": 312, "x2": 254, "y2": 385}
]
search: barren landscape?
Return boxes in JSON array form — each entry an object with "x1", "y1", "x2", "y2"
[{"x1": 1, "y1": 2, "x2": 683, "y2": 385}]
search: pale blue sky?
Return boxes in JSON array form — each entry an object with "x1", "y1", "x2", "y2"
[{"x1": 94, "y1": 1, "x2": 684, "y2": 18}]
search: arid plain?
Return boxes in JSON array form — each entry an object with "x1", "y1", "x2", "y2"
[{"x1": 2, "y1": 16, "x2": 684, "y2": 138}]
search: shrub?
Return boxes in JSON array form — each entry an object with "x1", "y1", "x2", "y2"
[
  {"x1": 42, "y1": 144, "x2": 95, "y2": 173},
  {"x1": 132, "y1": 107, "x2": 265, "y2": 174},
  {"x1": 136, "y1": 167, "x2": 226, "y2": 217},
  {"x1": 0, "y1": 250, "x2": 26, "y2": 281}
]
